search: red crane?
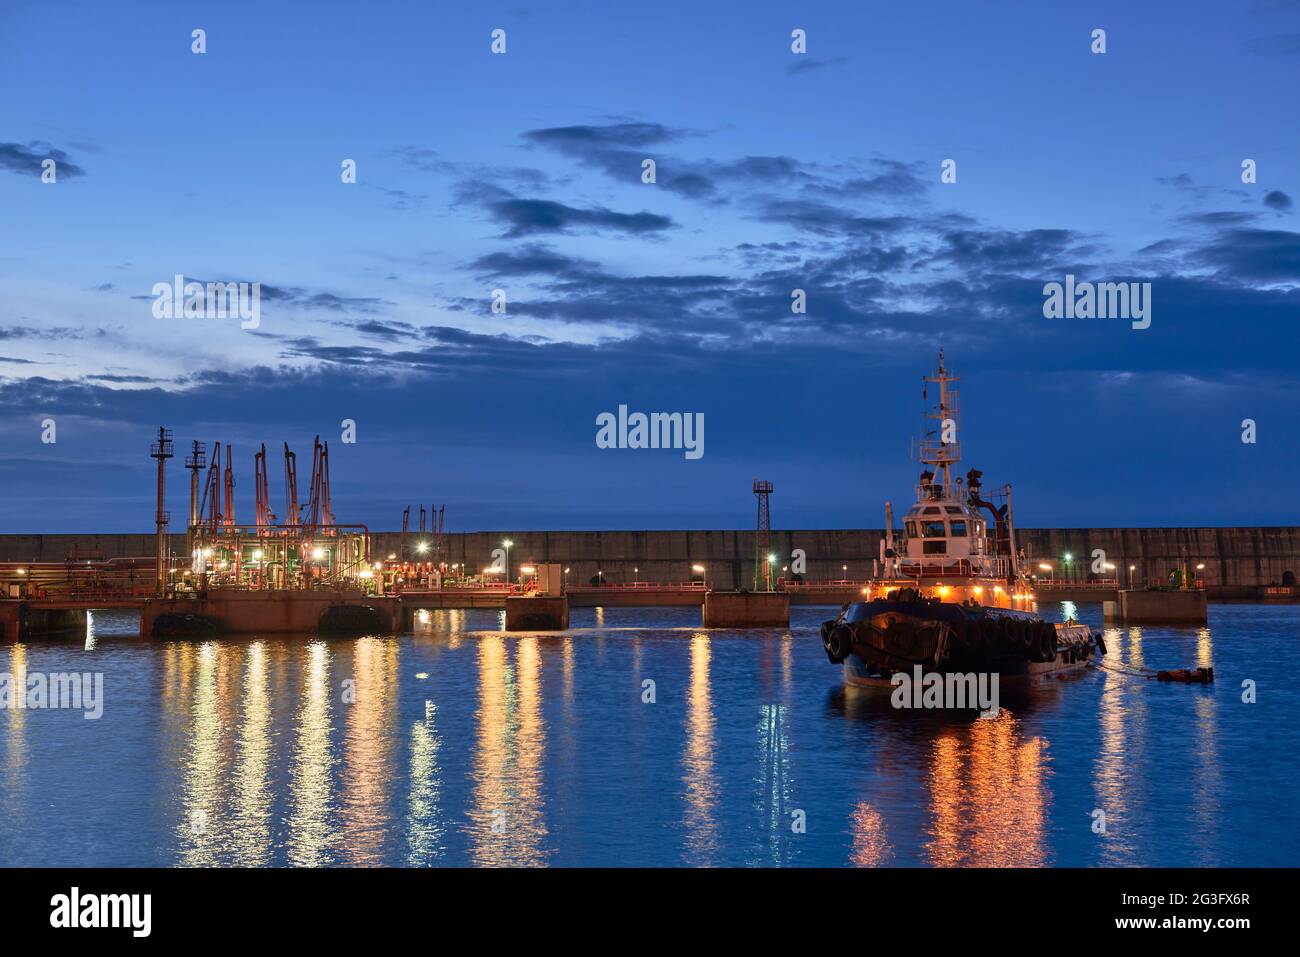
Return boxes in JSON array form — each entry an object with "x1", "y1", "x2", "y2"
[
  {"x1": 222, "y1": 443, "x2": 235, "y2": 528},
  {"x1": 283, "y1": 442, "x2": 299, "y2": 529},
  {"x1": 198, "y1": 440, "x2": 222, "y2": 532},
  {"x1": 254, "y1": 443, "x2": 272, "y2": 532},
  {"x1": 305, "y1": 435, "x2": 332, "y2": 531}
]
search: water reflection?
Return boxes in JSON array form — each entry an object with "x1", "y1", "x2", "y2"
[
  {"x1": 288, "y1": 641, "x2": 335, "y2": 866},
  {"x1": 1, "y1": 645, "x2": 29, "y2": 846},
  {"x1": 232, "y1": 642, "x2": 272, "y2": 866},
  {"x1": 469, "y1": 636, "x2": 549, "y2": 866},
  {"x1": 850, "y1": 803, "x2": 893, "y2": 866},
  {"x1": 925, "y1": 709, "x2": 1047, "y2": 866},
  {"x1": 342, "y1": 637, "x2": 400, "y2": 865},
  {"x1": 407, "y1": 700, "x2": 444, "y2": 865},
  {"x1": 754, "y1": 702, "x2": 792, "y2": 865},
  {"x1": 177, "y1": 642, "x2": 227, "y2": 866},
  {"x1": 1094, "y1": 625, "x2": 1154, "y2": 865},
  {"x1": 681, "y1": 632, "x2": 718, "y2": 865}
]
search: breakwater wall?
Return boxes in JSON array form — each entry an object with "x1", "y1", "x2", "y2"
[{"x1": 2, "y1": 528, "x2": 1296, "y2": 597}]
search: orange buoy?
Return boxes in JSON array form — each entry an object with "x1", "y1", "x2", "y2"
[{"x1": 1156, "y1": 667, "x2": 1214, "y2": 684}]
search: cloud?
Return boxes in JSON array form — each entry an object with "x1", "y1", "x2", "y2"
[
  {"x1": 522, "y1": 121, "x2": 810, "y2": 200},
  {"x1": 468, "y1": 244, "x2": 601, "y2": 279},
  {"x1": 478, "y1": 194, "x2": 673, "y2": 238},
  {"x1": 1264, "y1": 190, "x2": 1294, "y2": 212},
  {"x1": 1190, "y1": 227, "x2": 1300, "y2": 282},
  {"x1": 0, "y1": 141, "x2": 87, "y2": 179},
  {"x1": 786, "y1": 56, "x2": 850, "y2": 75}
]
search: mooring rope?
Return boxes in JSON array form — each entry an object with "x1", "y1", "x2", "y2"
[{"x1": 1098, "y1": 661, "x2": 1157, "y2": 680}]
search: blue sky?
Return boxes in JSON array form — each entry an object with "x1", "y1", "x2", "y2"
[{"x1": 1, "y1": 0, "x2": 1298, "y2": 533}]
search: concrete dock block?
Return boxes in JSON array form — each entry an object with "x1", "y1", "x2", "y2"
[
  {"x1": 1105, "y1": 589, "x2": 1209, "y2": 625},
  {"x1": 702, "y1": 590, "x2": 790, "y2": 628},
  {"x1": 505, "y1": 595, "x2": 569, "y2": 631}
]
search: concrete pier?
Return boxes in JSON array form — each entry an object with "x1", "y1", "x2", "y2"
[
  {"x1": 0, "y1": 604, "x2": 88, "y2": 641},
  {"x1": 504, "y1": 595, "x2": 569, "y2": 631},
  {"x1": 702, "y1": 591, "x2": 790, "y2": 628},
  {"x1": 1104, "y1": 589, "x2": 1209, "y2": 625},
  {"x1": 141, "y1": 589, "x2": 398, "y2": 637},
  {"x1": 0, "y1": 602, "x2": 20, "y2": 641}
]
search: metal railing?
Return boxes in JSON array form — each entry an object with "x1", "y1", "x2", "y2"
[
  {"x1": 1032, "y1": 578, "x2": 1120, "y2": 589},
  {"x1": 778, "y1": 578, "x2": 870, "y2": 592},
  {"x1": 566, "y1": 581, "x2": 709, "y2": 593}
]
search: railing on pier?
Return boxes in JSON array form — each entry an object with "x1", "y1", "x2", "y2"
[
  {"x1": 778, "y1": 578, "x2": 870, "y2": 593},
  {"x1": 565, "y1": 581, "x2": 709, "y2": 594},
  {"x1": 1032, "y1": 578, "x2": 1120, "y2": 590}
]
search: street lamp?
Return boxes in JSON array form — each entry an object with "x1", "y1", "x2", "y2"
[
  {"x1": 503, "y1": 539, "x2": 513, "y2": 582},
  {"x1": 1128, "y1": 564, "x2": 1136, "y2": 589}
]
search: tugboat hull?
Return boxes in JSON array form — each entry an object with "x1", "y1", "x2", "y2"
[{"x1": 822, "y1": 596, "x2": 1102, "y2": 692}]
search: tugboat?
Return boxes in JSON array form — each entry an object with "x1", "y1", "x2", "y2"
[{"x1": 820, "y1": 351, "x2": 1104, "y2": 690}]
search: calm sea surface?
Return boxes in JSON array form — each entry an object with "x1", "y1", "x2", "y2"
[{"x1": 1, "y1": 602, "x2": 1297, "y2": 867}]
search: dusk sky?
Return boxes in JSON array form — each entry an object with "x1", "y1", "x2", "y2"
[{"x1": 2, "y1": 0, "x2": 1297, "y2": 534}]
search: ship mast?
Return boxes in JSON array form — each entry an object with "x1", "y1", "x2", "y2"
[{"x1": 919, "y1": 349, "x2": 960, "y2": 499}]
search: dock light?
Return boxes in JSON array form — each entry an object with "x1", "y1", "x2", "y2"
[
  {"x1": 972, "y1": 586, "x2": 983, "y2": 595},
  {"x1": 862, "y1": 587, "x2": 868, "y2": 595},
  {"x1": 358, "y1": 569, "x2": 373, "y2": 579},
  {"x1": 416, "y1": 542, "x2": 429, "y2": 554},
  {"x1": 387, "y1": 553, "x2": 396, "y2": 561},
  {"x1": 1103, "y1": 562, "x2": 1115, "y2": 571},
  {"x1": 253, "y1": 549, "x2": 263, "y2": 561},
  {"x1": 311, "y1": 547, "x2": 326, "y2": 561},
  {"x1": 16, "y1": 568, "x2": 25, "y2": 575},
  {"x1": 1196, "y1": 563, "x2": 1205, "y2": 570},
  {"x1": 374, "y1": 561, "x2": 383, "y2": 570},
  {"x1": 521, "y1": 566, "x2": 536, "y2": 575},
  {"x1": 1038, "y1": 563, "x2": 1052, "y2": 572},
  {"x1": 937, "y1": 585, "x2": 951, "y2": 598},
  {"x1": 692, "y1": 564, "x2": 705, "y2": 573}
]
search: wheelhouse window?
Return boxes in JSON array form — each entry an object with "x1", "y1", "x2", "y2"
[
  {"x1": 922, "y1": 521, "x2": 946, "y2": 538},
  {"x1": 949, "y1": 520, "x2": 968, "y2": 537},
  {"x1": 923, "y1": 540, "x2": 947, "y2": 554},
  {"x1": 905, "y1": 521, "x2": 918, "y2": 538}
]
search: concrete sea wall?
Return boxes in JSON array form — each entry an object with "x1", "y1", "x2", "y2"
[{"x1": 2, "y1": 527, "x2": 1296, "y2": 596}]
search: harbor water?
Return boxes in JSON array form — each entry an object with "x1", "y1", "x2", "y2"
[{"x1": 1, "y1": 603, "x2": 1297, "y2": 867}]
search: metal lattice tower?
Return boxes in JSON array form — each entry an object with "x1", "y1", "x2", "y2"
[
  {"x1": 753, "y1": 479, "x2": 774, "y2": 591},
  {"x1": 150, "y1": 427, "x2": 174, "y2": 596}
]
